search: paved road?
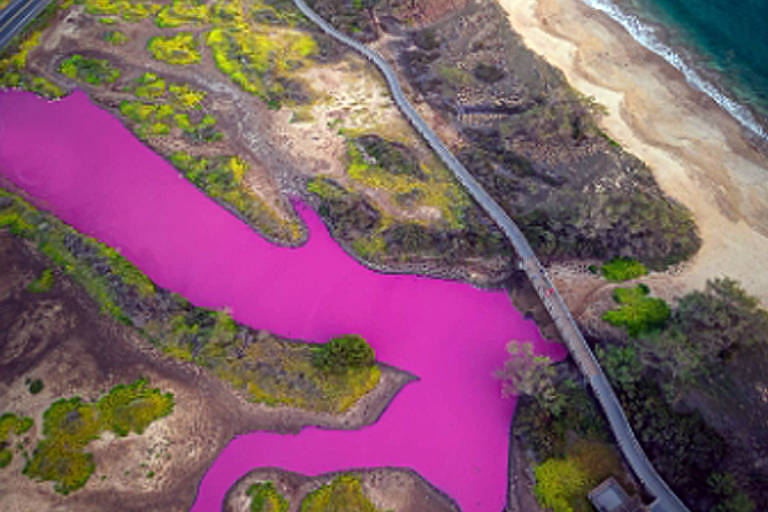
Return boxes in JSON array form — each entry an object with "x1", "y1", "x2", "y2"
[
  {"x1": 292, "y1": 1, "x2": 689, "y2": 511},
  {"x1": 0, "y1": 0, "x2": 50, "y2": 51}
]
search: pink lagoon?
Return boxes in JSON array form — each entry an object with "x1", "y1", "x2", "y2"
[{"x1": 0, "y1": 90, "x2": 565, "y2": 511}]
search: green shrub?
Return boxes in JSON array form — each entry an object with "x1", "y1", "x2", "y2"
[
  {"x1": 28, "y1": 378, "x2": 44, "y2": 394},
  {"x1": 602, "y1": 284, "x2": 670, "y2": 336},
  {"x1": 247, "y1": 481, "x2": 289, "y2": 512},
  {"x1": 601, "y1": 258, "x2": 647, "y2": 281},
  {"x1": 103, "y1": 30, "x2": 128, "y2": 45},
  {"x1": 147, "y1": 32, "x2": 200, "y2": 65},
  {"x1": 58, "y1": 54, "x2": 120, "y2": 85},
  {"x1": 311, "y1": 335, "x2": 375, "y2": 374},
  {"x1": 23, "y1": 379, "x2": 173, "y2": 494},
  {"x1": 300, "y1": 475, "x2": 378, "y2": 512},
  {"x1": 27, "y1": 268, "x2": 54, "y2": 293}
]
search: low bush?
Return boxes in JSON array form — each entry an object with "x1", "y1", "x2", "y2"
[
  {"x1": 147, "y1": 32, "x2": 200, "y2": 65},
  {"x1": 312, "y1": 335, "x2": 375, "y2": 374},
  {"x1": 601, "y1": 258, "x2": 647, "y2": 281},
  {"x1": 300, "y1": 475, "x2": 378, "y2": 512},
  {"x1": 58, "y1": 54, "x2": 120, "y2": 85},
  {"x1": 602, "y1": 284, "x2": 670, "y2": 336},
  {"x1": 247, "y1": 481, "x2": 289, "y2": 512}
]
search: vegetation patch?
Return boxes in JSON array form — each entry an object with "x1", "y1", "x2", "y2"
[
  {"x1": 58, "y1": 54, "x2": 121, "y2": 85},
  {"x1": 600, "y1": 257, "x2": 647, "y2": 281},
  {"x1": 311, "y1": 335, "x2": 375, "y2": 374},
  {"x1": 601, "y1": 284, "x2": 670, "y2": 337},
  {"x1": 0, "y1": 413, "x2": 34, "y2": 469},
  {"x1": 300, "y1": 474, "x2": 379, "y2": 512},
  {"x1": 27, "y1": 268, "x2": 55, "y2": 293},
  {"x1": 103, "y1": 29, "x2": 128, "y2": 45},
  {"x1": 23, "y1": 378, "x2": 173, "y2": 494},
  {"x1": 206, "y1": 23, "x2": 316, "y2": 107},
  {"x1": 170, "y1": 152, "x2": 301, "y2": 241},
  {"x1": 147, "y1": 32, "x2": 201, "y2": 65},
  {"x1": 534, "y1": 440, "x2": 626, "y2": 512},
  {"x1": 155, "y1": 0, "x2": 211, "y2": 28},
  {"x1": 247, "y1": 481, "x2": 289, "y2": 512},
  {"x1": 27, "y1": 378, "x2": 44, "y2": 395},
  {"x1": 85, "y1": 0, "x2": 161, "y2": 22},
  {"x1": 0, "y1": 31, "x2": 65, "y2": 98}
]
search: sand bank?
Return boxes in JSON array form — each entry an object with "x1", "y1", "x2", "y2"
[{"x1": 498, "y1": 0, "x2": 768, "y2": 304}]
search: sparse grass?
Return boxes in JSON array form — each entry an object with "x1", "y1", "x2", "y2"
[
  {"x1": 58, "y1": 54, "x2": 120, "y2": 86},
  {"x1": 23, "y1": 378, "x2": 173, "y2": 494},
  {"x1": 345, "y1": 139, "x2": 468, "y2": 229},
  {"x1": 206, "y1": 23, "x2": 316, "y2": 107},
  {"x1": 248, "y1": 481, "x2": 289, "y2": 512},
  {"x1": 300, "y1": 475, "x2": 379, "y2": 512},
  {"x1": 27, "y1": 268, "x2": 55, "y2": 293},
  {"x1": 103, "y1": 29, "x2": 129, "y2": 45},
  {"x1": 170, "y1": 152, "x2": 301, "y2": 241},
  {"x1": 601, "y1": 258, "x2": 647, "y2": 282},
  {"x1": 155, "y1": 0, "x2": 211, "y2": 28},
  {"x1": 147, "y1": 32, "x2": 201, "y2": 65},
  {"x1": 602, "y1": 284, "x2": 670, "y2": 337}
]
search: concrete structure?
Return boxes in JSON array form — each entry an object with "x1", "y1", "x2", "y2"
[{"x1": 589, "y1": 477, "x2": 647, "y2": 512}]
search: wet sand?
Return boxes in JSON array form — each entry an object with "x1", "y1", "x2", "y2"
[{"x1": 498, "y1": 0, "x2": 768, "y2": 304}]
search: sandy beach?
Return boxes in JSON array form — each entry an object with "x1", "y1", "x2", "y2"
[{"x1": 498, "y1": 0, "x2": 768, "y2": 304}]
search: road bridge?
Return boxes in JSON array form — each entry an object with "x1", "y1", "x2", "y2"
[{"x1": 0, "y1": 0, "x2": 50, "y2": 51}]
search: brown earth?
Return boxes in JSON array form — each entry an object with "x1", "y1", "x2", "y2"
[
  {"x1": 224, "y1": 467, "x2": 460, "y2": 512},
  {"x1": 0, "y1": 231, "x2": 414, "y2": 511}
]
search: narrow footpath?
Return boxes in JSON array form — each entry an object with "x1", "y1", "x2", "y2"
[{"x1": 292, "y1": 1, "x2": 689, "y2": 511}]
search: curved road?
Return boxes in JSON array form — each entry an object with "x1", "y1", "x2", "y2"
[
  {"x1": 292, "y1": 1, "x2": 688, "y2": 511},
  {"x1": 0, "y1": 0, "x2": 50, "y2": 50}
]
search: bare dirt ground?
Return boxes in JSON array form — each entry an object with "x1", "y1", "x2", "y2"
[
  {"x1": 224, "y1": 467, "x2": 460, "y2": 512},
  {"x1": 0, "y1": 231, "x2": 413, "y2": 511},
  {"x1": 500, "y1": 0, "x2": 768, "y2": 306}
]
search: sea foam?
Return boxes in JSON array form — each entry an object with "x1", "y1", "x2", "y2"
[{"x1": 581, "y1": 0, "x2": 768, "y2": 141}]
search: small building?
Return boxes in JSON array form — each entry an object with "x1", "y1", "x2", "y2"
[{"x1": 588, "y1": 477, "x2": 647, "y2": 512}]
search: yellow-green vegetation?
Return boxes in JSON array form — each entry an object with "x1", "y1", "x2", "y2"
[
  {"x1": 134, "y1": 71, "x2": 166, "y2": 99},
  {"x1": 147, "y1": 32, "x2": 200, "y2": 65},
  {"x1": 0, "y1": 189, "x2": 155, "y2": 320},
  {"x1": 103, "y1": 29, "x2": 129, "y2": 45},
  {"x1": 27, "y1": 268, "x2": 55, "y2": 293},
  {"x1": 0, "y1": 0, "x2": 12, "y2": 10},
  {"x1": 23, "y1": 378, "x2": 173, "y2": 494},
  {"x1": 85, "y1": 0, "x2": 161, "y2": 22},
  {"x1": 1, "y1": 189, "x2": 377, "y2": 413},
  {"x1": 58, "y1": 54, "x2": 121, "y2": 86},
  {"x1": 600, "y1": 258, "x2": 648, "y2": 282},
  {"x1": 534, "y1": 440, "x2": 628, "y2": 512},
  {"x1": 206, "y1": 14, "x2": 317, "y2": 107},
  {"x1": 0, "y1": 30, "x2": 65, "y2": 98},
  {"x1": 155, "y1": 0, "x2": 210, "y2": 28},
  {"x1": 247, "y1": 481, "x2": 289, "y2": 512},
  {"x1": 345, "y1": 137, "x2": 468, "y2": 229},
  {"x1": 0, "y1": 413, "x2": 34, "y2": 469},
  {"x1": 170, "y1": 152, "x2": 302, "y2": 242},
  {"x1": 602, "y1": 284, "x2": 670, "y2": 336},
  {"x1": 300, "y1": 475, "x2": 379, "y2": 512},
  {"x1": 168, "y1": 82, "x2": 206, "y2": 109},
  {"x1": 200, "y1": 327, "x2": 380, "y2": 413}
]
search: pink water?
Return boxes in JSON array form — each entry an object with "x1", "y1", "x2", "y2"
[{"x1": 0, "y1": 90, "x2": 565, "y2": 511}]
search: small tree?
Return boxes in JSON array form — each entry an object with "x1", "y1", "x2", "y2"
[
  {"x1": 312, "y1": 335, "x2": 375, "y2": 374},
  {"x1": 495, "y1": 341, "x2": 556, "y2": 405}
]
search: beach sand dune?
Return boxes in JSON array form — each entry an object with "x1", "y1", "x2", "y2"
[{"x1": 498, "y1": 0, "x2": 768, "y2": 304}]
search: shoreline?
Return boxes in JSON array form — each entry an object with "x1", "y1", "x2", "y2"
[{"x1": 497, "y1": 0, "x2": 768, "y2": 305}]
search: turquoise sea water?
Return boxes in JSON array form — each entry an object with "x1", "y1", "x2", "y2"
[{"x1": 583, "y1": 0, "x2": 768, "y2": 140}]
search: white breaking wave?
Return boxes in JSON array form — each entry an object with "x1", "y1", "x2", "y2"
[{"x1": 581, "y1": 0, "x2": 768, "y2": 141}]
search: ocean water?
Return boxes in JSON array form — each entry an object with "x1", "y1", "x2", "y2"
[{"x1": 582, "y1": 0, "x2": 768, "y2": 140}]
